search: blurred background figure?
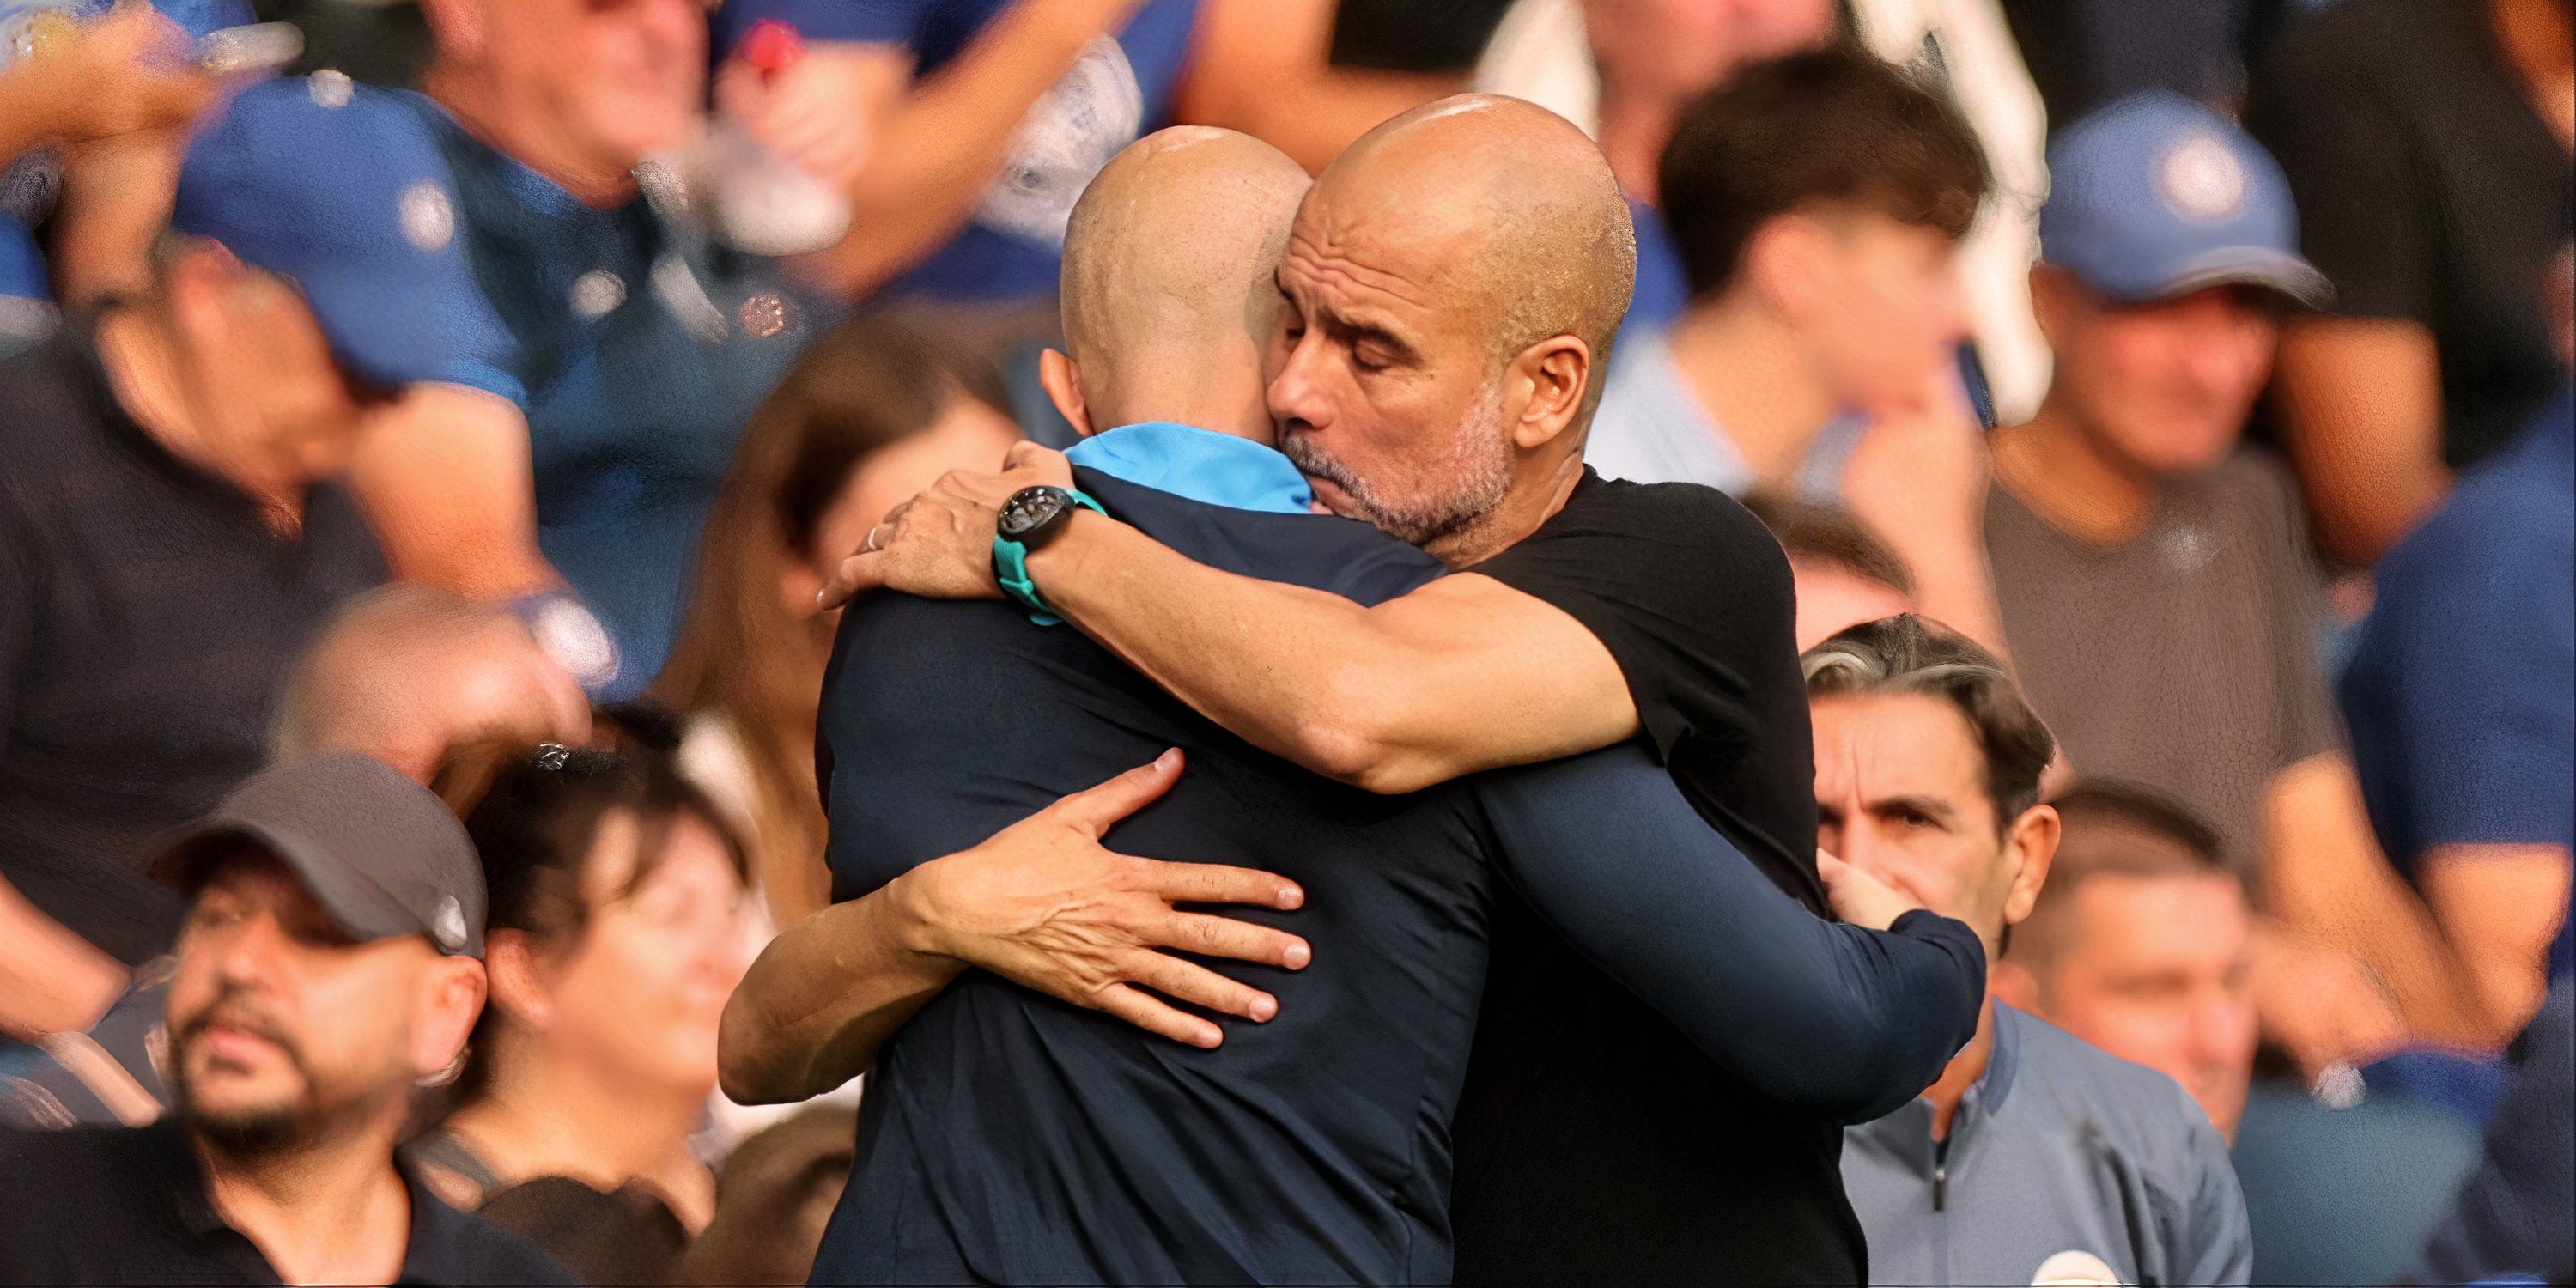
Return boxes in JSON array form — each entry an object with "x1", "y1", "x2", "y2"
[
  {"x1": 409, "y1": 725, "x2": 756, "y2": 1284},
  {"x1": 1, "y1": 0, "x2": 228, "y2": 356},
  {"x1": 655, "y1": 316, "x2": 1020, "y2": 928},
  {"x1": 1996, "y1": 784, "x2": 2259, "y2": 1140},
  {"x1": 170, "y1": 0, "x2": 824, "y2": 699},
  {"x1": 2336, "y1": 246, "x2": 2574, "y2": 1054},
  {"x1": 1811, "y1": 617, "x2": 2251, "y2": 1288},
  {"x1": 2413, "y1": 981, "x2": 2575, "y2": 1286},
  {"x1": 0, "y1": 754, "x2": 562, "y2": 1285},
  {"x1": 677, "y1": 1103, "x2": 860, "y2": 1287},
  {"x1": 276, "y1": 584, "x2": 592, "y2": 787},
  {"x1": 1982, "y1": 94, "x2": 2501, "y2": 1081},
  {"x1": 1741, "y1": 491, "x2": 1916, "y2": 652},
  {"x1": 0, "y1": 234, "x2": 385, "y2": 1048},
  {"x1": 1470, "y1": 0, "x2": 1844, "y2": 338},
  {"x1": 2245, "y1": 0, "x2": 2573, "y2": 568},
  {"x1": 1591, "y1": 48, "x2": 2007, "y2": 655}
]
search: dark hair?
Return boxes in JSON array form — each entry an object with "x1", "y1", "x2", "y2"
[
  {"x1": 1801, "y1": 614, "x2": 2056, "y2": 829},
  {"x1": 1659, "y1": 47, "x2": 1991, "y2": 300},
  {"x1": 2011, "y1": 781, "x2": 2240, "y2": 969},
  {"x1": 450, "y1": 708, "x2": 750, "y2": 1101},
  {"x1": 1741, "y1": 490, "x2": 1916, "y2": 597}
]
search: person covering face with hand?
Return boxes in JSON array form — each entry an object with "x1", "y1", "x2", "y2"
[{"x1": 1814, "y1": 616, "x2": 2252, "y2": 1288}]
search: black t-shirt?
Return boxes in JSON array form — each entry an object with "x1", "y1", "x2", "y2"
[
  {"x1": 2244, "y1": 0, "x2": 2574, "y2": 471},
  {"x1": 1452, "y1": 471, "x2": 1856, "y2": 1285},
  {"x1": 0, "y1": 326, "x2": 384, "y2": 964},
  {"x1": 0, "y1": 1121, "x2": 573, "y2": 1285}
]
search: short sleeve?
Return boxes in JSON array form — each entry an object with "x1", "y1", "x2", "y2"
[
  {"x1": 2241, "y1": 11, "x2": 2431, "y2": 324},
  {"x1": 713, "y1": 0, "x2": 941, "y2": 52},
  {"x1": 2348, "y1": 536, "x2": 2576, "y2": 854},
  {"x1": 1468, "y1": 474, "x2": 1797, "y2": 766},
  {"x1": 173, "y1": 80, "x2": 526, "y2": 404}
]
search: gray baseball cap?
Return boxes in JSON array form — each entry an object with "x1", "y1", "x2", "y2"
[{"x1": 151, "y1": 752, "x2": 486, "y2": 957}]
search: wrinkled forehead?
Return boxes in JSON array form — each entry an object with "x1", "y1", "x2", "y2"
[{"x1": 1285, "y1": 170, "x2": 1492, "y2": 324}]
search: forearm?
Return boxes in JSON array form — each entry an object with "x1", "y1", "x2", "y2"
[
  {"x1": 1029, "y1": 513, "x2": 1396, "y2": 780},
  {"x1": 801, "y1": 0, "x2": 1132, "y2": 297},
  {"x1": 2259, "y1": 756, "x2": 2493, "y2": 1048},
  {"x1": 1483, "y1": 750, "x2": 1984, "y2": 1119},
  {"x1": 0, "y1": 876, "x2": 127, "y2": 1041},
  {"x1": 718, "y1": 872, "x2": 963, "y2": 1104},
  {"x1": 346, "y1": 386, "x2": 559, "y2": 600}
]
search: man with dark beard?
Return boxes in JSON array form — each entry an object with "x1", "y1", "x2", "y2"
[{"x1": 0, "y1": 754, "x2": 568, "y2": 1287}]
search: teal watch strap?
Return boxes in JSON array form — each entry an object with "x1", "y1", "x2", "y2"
[{"x1": 993, "y1": 489, "x2": 1105, "y2": 624}]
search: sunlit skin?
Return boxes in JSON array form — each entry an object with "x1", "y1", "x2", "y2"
[
  {"x1": 2010, "y1": 871, "x2": 2259, "y2": 1139},
  {"x1": 2032, "y1": 273, "x2": 2280, "y2": 480},
  {"x1": 165, "y1": 854, "x2": 477, "y2": 1147}
]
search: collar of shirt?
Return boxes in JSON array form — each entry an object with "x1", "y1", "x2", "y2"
[
  {"x1": 142, "y1": 1115, "x2": 499, "y2": 1284},
  {"x1": 1063, "y1": 422, "x2": 1314, "y2": 515},
  {"x1": 1862, "y1": 999, "x2": 2029, "y2": 1170}
]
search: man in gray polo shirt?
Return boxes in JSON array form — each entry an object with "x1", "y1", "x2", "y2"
[{"x1": 1808, "y1": 616, "x2": 2251, "y2": 1287}]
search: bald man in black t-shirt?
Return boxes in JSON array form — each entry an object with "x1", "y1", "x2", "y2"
[{"x1": 829, "y1": 96, "x2": 1881, "y2": 1284}]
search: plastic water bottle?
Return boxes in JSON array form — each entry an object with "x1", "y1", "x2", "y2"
[{"x1": 657, "y1": 20, "x2": 853, "y2": 258}]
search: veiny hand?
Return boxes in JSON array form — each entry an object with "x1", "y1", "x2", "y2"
[
  {"x1": 817, "y1": 447, "x2": 1079, "y2": 611},
  {"x1": 13, "y1": 3, "x2": 228, "y2": 148},
  {"x1": 1818, "y1": 850, "x2": 1924, "y2": 932},
  {"x1": 897, "y1": 750, "x2": 1310, "y2": 1048}
]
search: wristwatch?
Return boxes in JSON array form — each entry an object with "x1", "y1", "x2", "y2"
[{"x1": 992, "y1": 485, "x2": 1104, "y2": 623}]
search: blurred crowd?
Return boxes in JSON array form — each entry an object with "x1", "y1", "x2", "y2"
[{"x1": 0, "y1": 0, "x2": 2568, "y2": 1285}]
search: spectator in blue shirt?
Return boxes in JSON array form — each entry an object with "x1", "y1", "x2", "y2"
[
  {"x1": 2338, "y1": 247, "x2": 2575, "y2": 1046},
  {"x1": 173, "y1": 0, "x2": 836, "y2": 696}
]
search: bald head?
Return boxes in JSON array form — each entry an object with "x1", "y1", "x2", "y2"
[
  {"x1": 1322, "y1": 95, "x2": 1637, "y2": 390},
  {"x1": 1058, "y1": 127, "x2": 1312, "y2": 438}
]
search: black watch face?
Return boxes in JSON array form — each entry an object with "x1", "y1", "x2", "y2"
[{"x1": 998, "y1": 487, "x2": 1070, "y2": 541}]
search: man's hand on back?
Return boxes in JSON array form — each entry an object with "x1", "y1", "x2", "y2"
[
  {"x1": 893, "y1": 749, "x2": 1314, "y2": 1048},
  {"x1": 820, "y1": 443, "x2": 1077, "y2": 609}
]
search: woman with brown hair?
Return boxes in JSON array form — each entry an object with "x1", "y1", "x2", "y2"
[{"x1": 652, "y1": 316, "x2": 1020, "y2": 927}]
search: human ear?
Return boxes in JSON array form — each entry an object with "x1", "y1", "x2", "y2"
[
  {"x1": 1509, "y1": 336, "x2": 1590, "y2": 451},
  {"x1": 411, "y1": 955, "x2": 487, "y2": 1083},
  {"x1": 482, "y1": 930, "x2": 554, "y2": 1031},
  {"x1": 1999, "y1": 804, "x2": 2061, "y2": 927},
  {"x1": 1038, "y1": 349, "x2": 1094, "y2": 439}
]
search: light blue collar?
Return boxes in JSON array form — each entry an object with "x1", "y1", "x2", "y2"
[{"x1": 1063, "y1": 422, "x2": 1313, "y2": 516}]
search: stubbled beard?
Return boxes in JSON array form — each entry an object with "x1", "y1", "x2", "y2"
[
  {"x1": 1280, "y1": 382, "x2": 1513, "y2": 554},
  {"x1": 168, "y1": 1005, "x2": 325, "y2": 1159}
]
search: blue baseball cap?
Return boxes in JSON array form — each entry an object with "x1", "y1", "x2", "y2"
[{"x1": 2039, "y1": 92, "x2": 2331, "y2": 309}]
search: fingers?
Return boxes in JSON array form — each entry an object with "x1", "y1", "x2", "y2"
[
  {"x1": 1121, "y1": 951, "x2": 1279, "y2": 1024},
  {"x1": 1002, "y1": 441, "x2": 1076, "y2": 487},
  {"x1": 1090, "y1": 982, "x2": 1223, "y2": 1049},
  {"x1": 1136, "y1": 859, "x2": 1303, "y2": 912},
  {"x1": 1047, "y1": 749, "x2": 1184, "y2": 836},
  {"x1": 1151, "y1": 912, "x2": 1310, "y2": 970},
  {"x1": 817, "y1": 550, "x2": 890, "y2": 611}
]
